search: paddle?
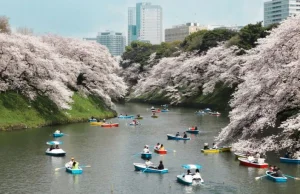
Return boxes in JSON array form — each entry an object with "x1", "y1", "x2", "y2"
[
  {"x1": 55, "y1": 167, "x2": 66, "y2": 171},
  {"x1": 255, "y1": 172, "x2": 275, "y2": 180},
  {"x1": 284, "y1": 174, "x2": 300, "y2": 180}
]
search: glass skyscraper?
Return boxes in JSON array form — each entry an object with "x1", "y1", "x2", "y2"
[
  {"x1": 97, "y1": 31, "x2": 126, "y2": 56},
  {"x1": 128, "y1": 2, "x2": 162, "y2": 45}
]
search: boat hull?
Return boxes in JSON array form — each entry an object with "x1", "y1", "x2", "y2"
[
  {"x1": 186, "y1": 130, "x2": 199, "y2": 134},
  {"x1": 141, "y1": 153, "x2": 152, "y2": 159},
  {"x1": 151, "y1": 115, "x2": 158, "y2": 118},
  {"x1": 45, "y1": 148, "x2": 66, "y2": 156},
  {"x1": 167, "y1": 134, "x2": 191, "y2": 140},
  {"x1": 238, "y1": 158, "x2": 268, "y2": 168},
  {"x1": 88, "y1": 119, "x2": 97, "y2": 122},
  {"x1": 177, "y1": 175, "x2": 192, "y2": 185},
  {"x1": 90, "y1": 122, "x2": 104, "y2": 126},
  {"x1": 66, "y1": 167, "x2": 83, "y2": 174},
  {"x1": 101, "y1": 123, "x2": 119, "y2": 127},
  {"x1": 53, "y1": 133, "x2": 64, "y2": 137},
  {"x1": 118, "y1": 115, "x2": 134, "y2": 119},
  {"x1": 161, "y1": 109, "x2": 169, "y2": 112},
  {"x1": 135, "y1": 117, "x2": 143, "y2": 120},
  {"x1": 201, "y1": 147, "x2": 231, "y2": 154},
  {"x1": 266, "y1": 171, "x2": 287, "y2": 182},
  {"x1": 133, "y1": 163, "x2": 168, "y2": 173},
  {"x1": 154, "y1": 148, "x2": 167, "y2": 154},
  {"x1": 280, "y1": 157, "x2": 300, "y2": 164}
]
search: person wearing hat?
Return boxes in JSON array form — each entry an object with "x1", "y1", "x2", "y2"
[{"x1": 66, "y1": 158, "x2": 75, "y2": 168}]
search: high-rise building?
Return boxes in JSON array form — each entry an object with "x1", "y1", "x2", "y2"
[
  {"x1": 128, "y1": 2, "x2": 163, "y2": 45},
  {"x1": 264, "y1": 0, "x2": 300, "y2": 27},
  {"x1": 165, "y1": 23, "x2": 207, "y2": 43},
  {"x1": 97, "y1": 31, "x2": 126, "y2": 56}
]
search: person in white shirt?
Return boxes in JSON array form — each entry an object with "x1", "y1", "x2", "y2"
[
  {"x1": 192, "y1": 169, "x2": 201, "y2": 180},
  {"x1": 184, "y1": 170, "x2": 193, "y2": 182},
  {"x1": 143, "y1": 146, "x2": 149, "y2": 153},
  {"x1": 293, "y1": 149, "x2": 300, "y2": 159},
  {"x1": 55, "y1": 129, "x2": 61, "y2": 134},
  {"x1": 145, "y1": 159, "x2": 153, "y2": 167},
  {"x1": 212, "y1": 143, "x2": 218, "y2": 149},
  {"x1": 66, "y1": 157, "x2": 75, "y2": 168}
]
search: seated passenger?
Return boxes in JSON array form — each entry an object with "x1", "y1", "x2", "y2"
[
  {"x1": 176, "y1": 132, "x2": 180, "y2": 137},
  {"x1": 155, "y1": 143, "x2": 161, "y2": 149},
  {"x1": 50, "y1": 145, "x2": 54, "y2": 151},
  {"x1": 274, "y1": 168, "x2": 283, "y2": 177},
  {"x1": 212, "y1": 143, "x2": 218, "y2": 149},
  {"x1": 159, "y1": 144, "x2": 165, "y2": 151},
  {"x1": 193, "y1": 169, "x2": 201, "y2": 180},
  {"x1": 292, "y1": 149, "x2": 300, "y2": 159},
  {"x1": 183, "y1": 132, "x2": 187, "y2": 138},
  {"x1": 194, "y1": 126, "x2": 198, "y2": 130},
  {"x1": 66, "y1": 158, "x2": 75, "y2": 168},
  {"x1": 145, "y1": 159, "x2": 153, "y2": 167},
  {"x1": 143, "y1": 145, "x2": 150, "y2": 153},
  {"x1": 157, "y1": 160, "x2": 164, "y2": 170},
  {"x1": 55, "y1": 145, "x2": 59, "y2": 149},
  {"x1": 72, "y1": 161, "x2": 79, "y2": 169},
  {"x1": 203, "y1": 143, "x2": 209, "y2": 150}
]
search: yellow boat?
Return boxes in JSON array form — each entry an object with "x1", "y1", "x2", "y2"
[
  {"x1": 201, "y1": 146, "x2": 231, "y2": 154},
  {"x1": 90, "y1": 122, "x2": 104, "y2": 126}
]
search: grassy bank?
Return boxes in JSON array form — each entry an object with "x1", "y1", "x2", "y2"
[{"x1": 0, "y1": 92, "x2": 116, "y2": 131}]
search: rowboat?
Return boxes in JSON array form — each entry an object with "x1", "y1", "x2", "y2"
[
  {"x1": 135, "y1": 117, "x2": 143, "y2": 120},
  {"x1": 161, "y1": 109, "x2": 169, "y2": 112},
  {"x1": 151, "y1": 115, "x2": 158, "y2": 118},
  {"x1": 53, "y1": 132, "x2": 64, "y2": 137},
  {"x1": 154, "y1": 147, "x2": 167, "y2": 154},
  {"x1": 101, "y1": 123, "x2": 119, "y2": 127},
  {"x1": 201, "y1": 146, "x2": 231, "y2": 154},
  {"x1": 280, "y1": 157, "x2": 300, "y2": 164},
  {"x1": 45, "y1": 141, "x2": 66, "y2": 156},
  {"x1": 133, "y1": 163, "x2": 168, "y2": 173},
  {"x1": 234, "y1": 152, "x2": 248, "y2": 159},
  {"x1": 129, "y1": 122, "x2": 139, "y2": 126},
  {"x1": 186, "y1": 129, "x2": 199, "y2": 134},
  {"x1": 90, "y1": 122, "x2": 104, "y2": 126},
  {"x1": 118, "y1": 115, "x2": 134, "y2": 119},
  {"x1": 204, "y1": 108, "x2": 212, "y2": 113},
  {"x1": 266, "y1": 171, "x2": 287, "y2": 182},
  {"x1": 167, "y1": 134, "x2": 191, "y2": 140},
  {"x1": 88, "y1": 118, "x2": 97, "y2": 122},
  {"x1": 141, "y1": 152, "x2": 152, "y2": 159},
  {"x1": 238, "y1": 158, "x2": 268, "y2": 168},
  {"x1": 65, "y1": 163, "x2": 83, "y2": 174},
  {"x1": 152, "y1": 110, "x2": 161, "y2": 113},
  {"x1": 177, "y1": 164, "x2": 204, "y2": 185}
]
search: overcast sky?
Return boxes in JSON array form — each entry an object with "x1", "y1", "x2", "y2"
[{"x1": 0, "y1": 0, "x2": 266, "y2": 38}]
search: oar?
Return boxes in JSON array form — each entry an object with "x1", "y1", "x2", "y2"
[
  {"x1": 284, "y1": 174, "x2": 300, "y2": 180},
  {"x1": 55, "y1": 167, "x2": 66, "y2": 171},
  {"x1": 255, "y1": 172, "x2": 275, "y2": 180},
  {"x1": 79, "y1": 165, "x2": 91, "y2": 168}
]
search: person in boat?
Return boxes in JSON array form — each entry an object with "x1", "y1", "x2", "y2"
[
  {"x1": 159, "y1": 144, "x2": 165, "y2": 151},
  {"x1": 120, "y1": 114, "x2": 123, "y2": 116},
  {"x1": 133, "y1": 120, "x2": 137, "y2": 125},
  {"x1": 66, "y1": 158, "x2": 75, "y2": 168},
  {"x1": 157, "y1": 160, "x2": 164, "y2": 170},
  {"x1": 125, "y1": 114, "x2": 128, "y2": 116},
  {"x1": 193, "y1": 169, "x2": 201, "y2": 180},
  {"x1": 203, "y1": 143, "x2": 209, "y2": 150},
  {"x1": 152, "y1": 112, "x2": 156, "y2": 116},
  {"x1": 194, "y1": 126, "x2": 198, "y2": 130},
  {"x1": 212, "y1": 143, "x2": 218, "y2": 149},
  {"x1": 50, "y1": 145, "x2": 55, "y2": 151},
  {"x1": 269, "y1": 165, "x2": 274, "y2": 172},
  {"x1": 103, "y1": 119, "x2": 106, "y2": 123},
  {"x1": 183, "y1": 132, "x2": 187, "y2": 138},
  {"x1": 55, "y1": 145, "x2": 59, "y2": 149},
  {"x1": 143, "y1": 145, "x2": 150, "y2": 153},
  {"x1": 274, "y1": 168, "x2": 283, "y2": 177},
  {"x1": 72, "y1": 161, "x2": 79, "y2": 169},
  {"x1": 151, "y1": 106, "x2": 155, "y2": 110},
  {"x1": 176, "y1": 132, "x2": 180, "y2": 137},
  {"x1": 55, "y1": 129, "x2": 61, "y2": 134},
  {"x1": 145, "y1": 159, "x2": 153, "y2": 167},
  {"x1": 155, "y1": 143, "x2": 161, "y2": 149},
  {"x1": 254, "y1": 152, "x2": 260, "y2": 163},
  {"x1": 183, "y1": 169, "x2": 193, "y2": 180},
  {"x1": 137, "y1": 114, "x2": 140, "y2": 118}
]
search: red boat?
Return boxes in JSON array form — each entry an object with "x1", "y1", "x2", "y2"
[
  {"x1": 238, "y1": 158, "x2": 268, "y2": 168},
  {"x1": 154, "y1": 147, "x2": 167, "y2": 154},
  {"x1": 152, "y1": 109, "x2": 161, "y2": 113},
  {"x1": 101, "y1": 123, "x2": 119, "y2": 127}
]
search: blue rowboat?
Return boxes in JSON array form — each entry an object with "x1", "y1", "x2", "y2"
[
  {"x1": 53, "y1": 133, "x2": 64, "y2": 137},
  {"x1": 141, "y1": 152, "x2": 152, "y2": 159},
  {"x1": 88, "y1": 118, "x2": 97, "y2": 122},
  {"x1": 167, "y1": 134, "x2": 191, "y2": 140},
  {"x1": 186, "y1": 130, "x2": 199, "y2": 134},
  {"x1": 66, "y1": 167, "x2": 83, "y2": 174},
  {"x1": 161, "y1": 109, "x2": 169, "y2": 112},
  {"x1": 266, "y1": 171, "x2": 287, "y2": 182},
  {"x1": 118, "y1": 115, "x2": 134, "y2": 119},
  {"x1": 133, "y1": 163, "x2": 168, "y2": 173},
  {"x1": 280, "y1": 157, "x2": 300, "y2": 164}
]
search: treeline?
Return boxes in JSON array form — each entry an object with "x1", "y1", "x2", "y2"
[{"x1": 121, "y1": 22, "x2": 278, "y2": 68}]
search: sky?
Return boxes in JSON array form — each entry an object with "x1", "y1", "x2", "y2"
[{"x1": 0, "y1": 0, "x2": 266, "y2": 38}]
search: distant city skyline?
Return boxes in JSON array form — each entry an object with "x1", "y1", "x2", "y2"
[{"x1": 0, "y1": 0, "x2": 266, "y2": 38}]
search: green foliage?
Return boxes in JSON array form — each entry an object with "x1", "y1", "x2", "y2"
[
  {"x1": 227, "y1": 22, "x2": 279, "y2": 50},
  {"x1": 0, "y1": 92, "x2": 115, "y2": 130},
  {"x1": 181, "y1": 29, "x2": 237, "y2": 52},
  {"x1": 155, "y1": 41, "x2": 181, "y2": 59}
]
